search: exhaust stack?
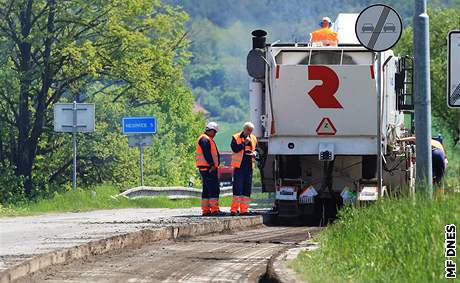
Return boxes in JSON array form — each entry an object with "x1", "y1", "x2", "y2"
[{"x1": 247, "y1": 29, "x2": 267, "y2": 79}]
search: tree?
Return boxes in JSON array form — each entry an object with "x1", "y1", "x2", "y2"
[
  {"x1": 395, "y1": 6, "x2": 460, "y2": 142},
  {"x1": 0, "y1": 0, "x2": 202, "y2": 199}
]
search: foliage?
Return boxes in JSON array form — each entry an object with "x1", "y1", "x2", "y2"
[
  {"x1": 290, "y1": 193, "x2": 460, "y2": 283},
  {"x1": 0, "y1": 0, "x2": 204, "y2": 202},
  {"x1": 394, "y1": 6, "x2": 460, "y2": 143}
]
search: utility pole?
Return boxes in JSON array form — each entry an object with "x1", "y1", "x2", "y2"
[{"x1": 413, "y1": 0, "x2": 433, "y2": 196}]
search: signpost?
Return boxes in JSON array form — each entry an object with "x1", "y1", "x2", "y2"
[
  {"x1": 54, "y1": 102, "x2": 95, "y2": 190},
  {"x1": 355, "y1": 4, "x2": 402, "y2": 195},
  {"x1": 122, "y1": 116, "x2": 156, "y2": 187},
  {"x1": 448, "y1": 30, "x2": 460, "y2": 108}
]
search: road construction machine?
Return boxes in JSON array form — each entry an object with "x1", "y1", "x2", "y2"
[{"x1": 247, "y1": 14, "x2": 416, "y2": 222}]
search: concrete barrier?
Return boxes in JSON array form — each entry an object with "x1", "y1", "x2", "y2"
[{"x1": 0, "y1": 216, "x2": 263, "y2": 283}]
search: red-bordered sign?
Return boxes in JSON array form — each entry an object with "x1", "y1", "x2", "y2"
[{"x1": 316, "y1": 117, "x2": 337, "y2": 135}]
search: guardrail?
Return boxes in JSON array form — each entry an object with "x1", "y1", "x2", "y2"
[{"x1": 120, "y1": 186, "x2": 263, "y2": 200}]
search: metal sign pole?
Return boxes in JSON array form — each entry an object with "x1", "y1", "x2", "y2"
[
  {"x1": 72, "y1": 101, "x2": 77, "y2": 190},
  {"x1": 414, "y1": 0, "x2": 433, "y2": 196},
  {"x1": 139, "y1": 141, "x2": 144, "y2": 187},
  {"x1": 355, "y1": 4, "x2": 402, "y2": 197},
  {"x1": 376, "y1": 53, "x2": 383, "y2": 193}
]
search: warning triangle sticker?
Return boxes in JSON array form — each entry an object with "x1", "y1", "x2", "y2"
[{"x1": 316, "y1": 117, "x2": 337, "y2": 135}]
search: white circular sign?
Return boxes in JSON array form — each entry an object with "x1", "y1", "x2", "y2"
[{"x1": 355, "y1": 4, "x2": 402, "y2": 52}]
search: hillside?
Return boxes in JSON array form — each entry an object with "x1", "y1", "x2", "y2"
[{"x1": 166, "y1": 0, "x2": 459, "y2": 150}]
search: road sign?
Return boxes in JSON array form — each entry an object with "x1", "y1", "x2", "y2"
[
  {"x1": 54, "y1": 102, "x2": 96, "y2": 191},
  {"x1": 316, "y1": 118, "x2": 337, "y2": 135},
  {"x1": 448, "y1": 30, "x2": 460, "y2": 108},
  {"x1": 54, "y1": 103, "x2": 95, "y2": 132},
  {"x1": 128, "y1": 135, "x2": 153, "y2": 147},
  {"x1": 355, "y1": 4, "x2": 402, "y2": 52},
  {"x1": 122, "y1": 117, "x2": 156, "y2": 135},
  {"x1": 122, "y1": 116, "x2": 156, "y2": 187}
]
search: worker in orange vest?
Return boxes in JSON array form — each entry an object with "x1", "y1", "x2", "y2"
[
  {"x1": 309, "y1": 17, "x2": 338, "y2": 46},
  {"x1": 230, "y1": 122, "x2": 258, "y2": 215},
  {"x1": 196, "y1": 122, "x2": 221, "y2": 216}
]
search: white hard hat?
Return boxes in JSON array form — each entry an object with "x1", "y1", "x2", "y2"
[
  {"x1": 205, "y1": 121, "x2": 219, "y2": 132},
  {"x1": 322, "y1": 17, "x2": 332, "y2": 23}
]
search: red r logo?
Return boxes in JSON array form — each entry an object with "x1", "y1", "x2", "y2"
[{"x1": 308, "y1": 66, "x2": 343, "y2": 109}]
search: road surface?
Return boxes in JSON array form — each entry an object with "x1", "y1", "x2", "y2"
[
  {"x1": 22, "y1": 225, "x2": 320, "y2": 283},
  {"x1": 0, "y1": 208, "x2": 204, "y2": 271}
]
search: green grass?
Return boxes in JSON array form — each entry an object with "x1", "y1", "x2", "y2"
[
  {"x1": 290, "y1": 193, "x2": 460, "y2": 283},
  {"x1": 290, "y1": 143, "x2": 460, "y2": 282},
  {"x1": 0, "y1": 185, "x2": 234, "y2": 217},
  {"x1": 0, "y1": 185, "x2": 270, "y2": 217}
]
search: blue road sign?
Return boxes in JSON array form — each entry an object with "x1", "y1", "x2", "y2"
[{"x1": 122, "y1": 116, "x2": 156, "y2": 134}]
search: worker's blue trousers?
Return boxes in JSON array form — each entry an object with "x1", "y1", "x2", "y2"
[
  {"x1": 232, "y1": 167, "x2": 252, "y2": 197},
  {"x1": 200, "y1": 169, "x2": 220, "y2": 213},
  {"x1": 200, "y1": 169, "x2": 220, "y2": 199},
  {"x1": 432, "y1": 148, "x2": 446, "y2": 184}
]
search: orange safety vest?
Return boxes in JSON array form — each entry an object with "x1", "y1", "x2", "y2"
[
  {"x1": 195, "y1": 133, "x2": 219, "y2": 168},
  {"x1": 311, "y1": 27, "x2": 338, "y2": 46},
  {"x1": 231, "y1": 132, "x2": 257, "y2": 168}
]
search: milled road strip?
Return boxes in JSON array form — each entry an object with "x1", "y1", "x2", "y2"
[
  {"x1": 22, "y1": 226, "x2": 321, "y2": 283},
  {"x1": 266, "y1": 240, "x2": 320, "y2": 283},
  {"x1": 0, "y1": 208, "x2": 263, "y2": 283}
]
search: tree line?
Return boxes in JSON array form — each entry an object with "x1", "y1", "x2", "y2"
[
  {"x1": 0, "y1": 0, "x2": 458, "y2": 203},
  {"x1": 0, "y1": 0, "x2": 204, "y2": 202}
]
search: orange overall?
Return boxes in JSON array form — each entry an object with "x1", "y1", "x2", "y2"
[{"x1": 230, "y1": 132, "x2": 257, "y2": 214}]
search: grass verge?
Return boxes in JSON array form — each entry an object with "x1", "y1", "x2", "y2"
[
  {"x1": 290, "y1": 193, "x2": 460, "y2": 283},
  {"x1": 0, "y1": 185, "x2": 237, "y2": 217}
]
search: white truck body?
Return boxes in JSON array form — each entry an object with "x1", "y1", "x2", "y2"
[
  {"x1": 247, "y1": 14, "x2": 414, "y2": 221},
  {"x1": 260, "y1": 46, "x2": 404, "y2": 156}
]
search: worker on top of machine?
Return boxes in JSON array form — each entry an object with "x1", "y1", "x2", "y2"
[
  {"x1": 230, "y1": 122, "x2": 258, "y2": 216},
  {"x1": 196, "y1": 122, "x2": 222, "y2": 216},
  {"x1": 309, "y1": 16, "x2": 338, "y2": 47}
]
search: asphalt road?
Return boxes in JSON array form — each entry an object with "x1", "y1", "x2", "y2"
[
  {"x1": 22, "y1": 225, "x2": 321, "y2": 283},
  {"x1": 0, "y1": 208, "x2": 204, "y2": 271}
]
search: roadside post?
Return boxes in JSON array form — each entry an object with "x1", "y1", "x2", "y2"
[
  {"x1": 355, "y1": 4, "x2": 402, "y2": 195},
  {"x1": 448, "y1": 30, "x2": 460, "y2": 108},
  {"x1": 413, "y1": 0, "x2": 433, "y2": 196},
  {"x1": 448, "y1": 30, "x2": 460, "y2": 160},
  {"x1": 54, "y1": 102, "x2": 95, "y2": 190},
  {"x1": 122, "y1": 116, "x2": 157, "y2": 187}
]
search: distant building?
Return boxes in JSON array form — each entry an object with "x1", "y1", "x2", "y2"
[{"x1": 192, "y1": 102, "x2": 210, "y2": 117}]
